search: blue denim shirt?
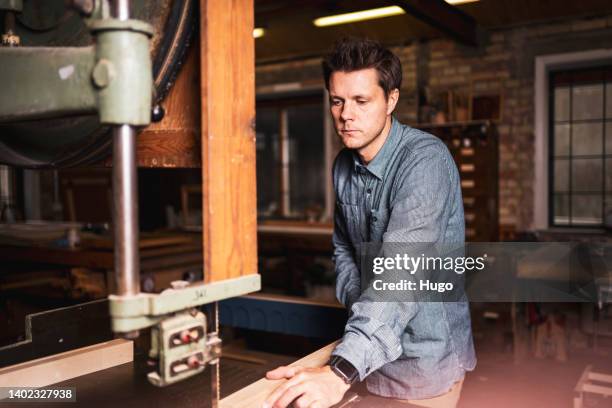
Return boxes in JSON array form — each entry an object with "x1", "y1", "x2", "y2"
[{"x1": 330, "y1": 117, "x2": 476, "y2": 400}]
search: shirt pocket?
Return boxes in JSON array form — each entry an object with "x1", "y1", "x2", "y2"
[
  {"x1": 338, "y1": 202, "x2": 364, "y2": 244},
  {"x1": 369, "y1": 207, "x2": 390, "y2": 242}
]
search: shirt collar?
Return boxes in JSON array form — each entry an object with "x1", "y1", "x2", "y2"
[{"x1": 352, "y1": 117, "x2": 400, "y2": 180}]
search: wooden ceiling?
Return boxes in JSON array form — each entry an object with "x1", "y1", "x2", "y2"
[{"x1": 254, "y1": 0, "x2": 612, "y2": 63}]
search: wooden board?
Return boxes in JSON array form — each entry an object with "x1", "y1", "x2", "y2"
[
  {"x1": 200, "y1": 0, "x2": 258, "y2": 282},
  {"x1": 220, "y1": 341, "x2": 338, "y2": 408},
  {"x1": 0, "y1": 339, "x2": 133, "y2": 388},
  {"x1": 244, "y1": 293, "x2": 343, "y2": 309}
]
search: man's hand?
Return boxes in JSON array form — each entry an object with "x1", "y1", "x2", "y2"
[{"x1": 262, "y1": 365, "x2": 351, "y2": 408}]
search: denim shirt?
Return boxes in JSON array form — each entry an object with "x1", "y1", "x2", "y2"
[{"x1": 330, "y1": 117, "x2": 476, "y2": 400}]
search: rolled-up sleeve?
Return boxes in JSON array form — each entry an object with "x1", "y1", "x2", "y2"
[{"x1": 331, "y1": 145, "x2": 455, "y2": 380}]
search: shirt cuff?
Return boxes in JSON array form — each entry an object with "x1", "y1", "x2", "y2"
[{"x1": 331, "y1": 331, "x2": 376, "y2": 381}]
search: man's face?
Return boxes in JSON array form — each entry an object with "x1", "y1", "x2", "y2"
[{"x1": 328, "y1": 68, "x2": 397, "y2": 153}]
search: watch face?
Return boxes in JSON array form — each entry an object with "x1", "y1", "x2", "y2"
[{"x1": 332, "y1": 357, "x2": 358, "y2": 384}]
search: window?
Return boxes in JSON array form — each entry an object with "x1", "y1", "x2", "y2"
[
  {"x1": 549, "y1": 66, "x2": 612, "y2": 227},
  {"x1": 256, "y1": 94, "x2": 328, "y2": 222}
]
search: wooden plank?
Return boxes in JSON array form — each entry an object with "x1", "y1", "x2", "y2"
[
  {"x1": 0, "y1": 339, "x2": 132, "y2": 388},
  {"x1": 140, "y1": 243, "x2": 201, "y2": 258},
  {"x1": 200, "y1": 0, "x2": 258, "y2": 282},
  {"x1": 582, "y1": 383, "x2": 612, "y2": 398},
  {"x1": 137, "y1": 43, "x2": 201, "y2": 168},
  {"x1": 245, "y1": 293, "x2": 343, "y2": 309},
  {"x1": 397, "y1": 0, "x2": 478, "y2": 46},
  {"x1": 220, "y1": 341, "x2": 338, "y2": 408},
  {"x1": 588, "y1": 371, "x2": 612, "y2": 384}
]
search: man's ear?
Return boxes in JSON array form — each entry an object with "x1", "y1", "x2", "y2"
[{"x1": 386, "y1": 88, "x2": 400, "y2": 115}]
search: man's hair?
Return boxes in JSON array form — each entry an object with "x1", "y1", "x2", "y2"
[{"x1": 322, "y1": 37, "x2": 402, "y2": 98}]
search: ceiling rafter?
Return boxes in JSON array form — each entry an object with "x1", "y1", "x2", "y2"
[{"x1": 394, "y1": 0, "x2": 479, "y2": 46}]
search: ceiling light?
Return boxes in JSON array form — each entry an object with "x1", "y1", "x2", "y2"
[
  {"x1": 445, "y1": 0, "x2": 479, "y2": 4},
  {"x1": 313, "y1": 6, "x2": 405, "y2": 27},
  {"x1": 253, "y1": 28, "x2": 265, "y2": 38}
]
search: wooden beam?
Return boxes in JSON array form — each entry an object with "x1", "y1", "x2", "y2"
[
  {"x1": 200, "y1": 0, "x2": 258, "y2": 282},
  {"x1": 395, "y1": 0, "x2": 478, "y2": 46},
  {"x1": 137, "y1": 44, "x2": 201, "y2": 168},
  {"x1": 220, "y1": 341, "x2": 338, "y2": 408}
]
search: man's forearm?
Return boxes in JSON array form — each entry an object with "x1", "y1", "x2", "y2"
[{"x1": 331, "y1": 291, "x2": 418, "y2": 380}]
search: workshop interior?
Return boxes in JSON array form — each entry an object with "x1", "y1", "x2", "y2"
[{"x1": 1, "y1": 0, "x2": 612, "y2": 407}]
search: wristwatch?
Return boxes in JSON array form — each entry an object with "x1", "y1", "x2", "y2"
[{"x1": 329, "y1": 356, "x2": 359, "y2": 385}]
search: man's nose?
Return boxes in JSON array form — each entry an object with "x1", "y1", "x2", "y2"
[{"x1": 340, "y1": 102, "x2": 354, "y2": 121}]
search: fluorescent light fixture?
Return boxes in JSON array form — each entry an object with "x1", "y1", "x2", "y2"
[
  {"x1": 253, "y1": 27, "x2": 265, "y2": 38},
  {"x1": 313, "y1": 6, "x2": 405, "y2": 27},
  {"x1": 445, "y1": 0, "x2": 479, "y2": 4}
]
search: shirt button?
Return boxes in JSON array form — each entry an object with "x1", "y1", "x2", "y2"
[
  {"x1": 372, "y1": 216, "x2": 377, "y2": 222},
  {"x1": 366, "y1": 188, "x2": 372, "y2": 194}
]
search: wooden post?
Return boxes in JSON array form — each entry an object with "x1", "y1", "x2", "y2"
[{"x1": 200, "y1": 0, "x2": 258, "y2": 283}]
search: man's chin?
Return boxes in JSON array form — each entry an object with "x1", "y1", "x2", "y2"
[{"x1": 340, "y1": 137, "x2": 365, "y2": 150}]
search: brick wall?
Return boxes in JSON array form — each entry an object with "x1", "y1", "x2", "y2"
[{"x1": 256, "y1": 15, "x2": 612, "y2": 232}]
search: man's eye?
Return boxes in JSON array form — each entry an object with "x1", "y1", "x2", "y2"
[
  {"x1": 332, "y1": 100, "x2": 343, "y2": 106},
  {"x1": 357, "y1": 100, "x2": 367, "y2": 105}
]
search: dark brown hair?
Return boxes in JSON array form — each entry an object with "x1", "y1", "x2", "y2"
[{"x1": 322, "y1": 37, "x2": 402, "y2": 98}]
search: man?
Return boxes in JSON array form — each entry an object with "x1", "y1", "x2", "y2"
[{"x1": 264, "y1": 38, "x2": 476, "y2": 408}]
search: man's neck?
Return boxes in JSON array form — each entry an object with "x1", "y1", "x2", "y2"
[{"x1": 357, "y1": 116, "x2": 392, "y2": 165}]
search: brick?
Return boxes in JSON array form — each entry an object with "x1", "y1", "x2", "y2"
[
  {"x1": 431, "y1": 51, "x2": 448, "y2": 59},
  {"x1": 428, "y1": 59, "x2": 449, "y2": 69},
  {"x1": 430, "y1": 40, "x2": 455, "y2": 52},
  {"x1": 437, "y1": 75, "x2": 468, "y2": 86}
]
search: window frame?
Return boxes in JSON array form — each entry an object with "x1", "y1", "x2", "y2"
[
  {"x1": 255, "y1": 87, "x2": 335, "y2": 223},
  {"x1": 533, "y1": 49, "x2": 612, "y2": 230},
  {"x1": 548, "y1": 66, "x2": 611, "y2": 228}
]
